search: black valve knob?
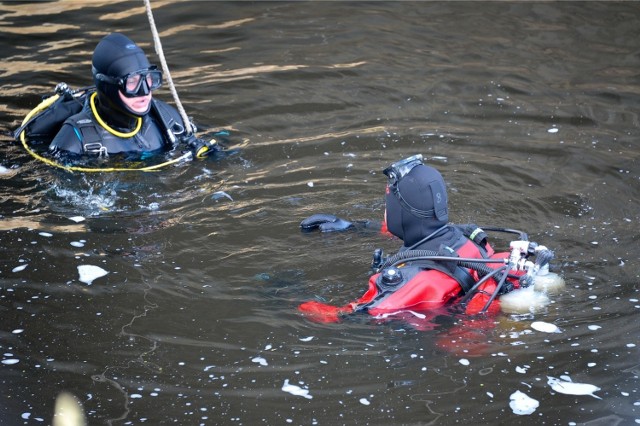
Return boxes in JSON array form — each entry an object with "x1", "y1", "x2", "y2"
[{"x1": 381, "y1": 267, "x2": 403, "y2": 286}]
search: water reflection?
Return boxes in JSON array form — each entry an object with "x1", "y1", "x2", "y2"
[{"x1": 1, "y1": 1, "x2": 640, "y2": 425}]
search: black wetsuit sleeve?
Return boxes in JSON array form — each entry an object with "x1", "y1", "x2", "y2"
[{"x1": 49, "y1": 123, "x2": 84, "y2": 155}]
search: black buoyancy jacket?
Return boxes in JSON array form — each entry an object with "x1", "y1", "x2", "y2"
[{"x1": 48, "y1": 96, "x2": 185, "y2": 156}]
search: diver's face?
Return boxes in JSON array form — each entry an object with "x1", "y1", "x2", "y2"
[{"x1": 118, "y1": 91, "x2": 152, "y2": 114}]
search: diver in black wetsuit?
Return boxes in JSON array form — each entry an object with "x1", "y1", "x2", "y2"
[{"x1": 49, "y1": 32, "x2": 217, "y2": 159}]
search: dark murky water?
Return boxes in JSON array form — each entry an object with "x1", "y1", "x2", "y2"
[{"x1": 1, "y1": 2, "x2": 639, "y2": 425}]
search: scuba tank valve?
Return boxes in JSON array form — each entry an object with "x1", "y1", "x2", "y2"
[{"x1": 371, "y1": 248, "x2": 385, "y2": 271}]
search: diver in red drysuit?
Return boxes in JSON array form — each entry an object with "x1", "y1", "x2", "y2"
[{"x1": 298, "y1": 155, "x2": 530, "y2": 330}]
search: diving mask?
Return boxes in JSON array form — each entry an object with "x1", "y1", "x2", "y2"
[
  {"x1": 96, "y1": 66, "x2": 163, "y2": 98},
  {"x1": 383, "y1": 154, "x2": 423, "y2": 186},
  {"x1": 383, "y1": 154, "x2": 447, "y2": 220}
]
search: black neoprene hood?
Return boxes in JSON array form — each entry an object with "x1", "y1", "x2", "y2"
[
  {"x1": 92, "y1": 33, "x2": 150, "y2": 80},
  {"x1": 385, "y1": 164, "x2": 449, "y2": 247},
  {"x1": 91, "y1": 33, "x2": 152, "y2": 118}
]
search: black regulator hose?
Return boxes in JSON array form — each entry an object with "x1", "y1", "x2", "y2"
[
  {"x1": 457, "y1": 265, "x2": 509, "y2": 305},
  {"x1": 379, "y1": 250, "x2": 520, "y2": 280},
  {"x1": 479, "y1": 265, "x2": 510, "y2": 314},
  {"x1": 480, "y1": 226, "x2": 528, "y2": 241}
]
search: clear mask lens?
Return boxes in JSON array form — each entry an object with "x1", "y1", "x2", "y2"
[
  {"x1": 120, "y1": 67, "x2": 162, "y2": 97},
  {"x1": 383, "y1": 154, "x2": 423, "y2": 185}
]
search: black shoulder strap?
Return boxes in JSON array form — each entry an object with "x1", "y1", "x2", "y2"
[
  {"x1": 151, "y1": 100, "x2": 185, "y2": 146},
  {"x1": 409, "y1": 259, "x2": 476, "y2": 294}
]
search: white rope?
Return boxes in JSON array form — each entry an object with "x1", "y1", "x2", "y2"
[{"x1": 143, "y1": 0, "x2": 193, "y2": 135}]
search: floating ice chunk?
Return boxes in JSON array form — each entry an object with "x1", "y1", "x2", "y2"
[
  {"x1": 359, "y1": 398, "x2": 370, "y2": 405},
  {"x1": 12, "y1": 329, "x2": 24, "y2": 334},
  {"x1": 299, "y1": 336, "x2": 314, "y2": 342},
  {"x1": 77, "y1": 265, "x2": 108, "y2": 285},
  {"x1": 12, "y1": 264, "x2": 28, "y2": 273},
  {"x1": 588, "y1": 325, "x2": 602, "y2": 331},
  {"x1": 307, "y1": 182, "x2": 314, "y2": 188},
  {"x1": 252, "y1": 356, "x2": 268, "y2": 366},
  {"x1": 547, "y1": 376, "x2": 601, "y2": 399},
  {"x1": 509, "y1": 390, "x2": 539, "y2": 415},
  {"x1": 531, "y1": 321, "x2": 561, "y2": 333},
  {"x1": 548, "y1": 128, "x2": 559, "y2": 133},
  {"x1": 2, "y1": 359, "x2": 20, "y2": 365},
  {"x1": 39, "y1": 232, "x2": 53, "y2": 237},
  {"x1": 282, "y1": 379, "x2": 312, "y2": 399},
  {"x1": 212, "y1": 191, "x2": 233, "y2": 201},
  {"x1": 68, "y1": 216, "x2": 86, "y2": 223},
  {"x1": 459, "y1": 358, "x2": 470, "y2": 366}
]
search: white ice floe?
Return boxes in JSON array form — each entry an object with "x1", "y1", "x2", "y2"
[
  {"x1": 509, "y1": 390, "x2": 539, "y2": 415},
  {"x1": 77, "y1": 265, "x2": 109, "y2": 285},
  {"x1": 282, "y1": 379, "x2": 312, "y2": 399},
  {"x1": 252, "y1": 356, "x2": 268, "y2": 366},
  {"x1": 547, "y1": 376, "x2": 601, "y2": 399},
  {"x1": 531, "y1": 321, "x2": 561, "y2": 333},
  {"x1": 12, "y1": 264, "x2": 28, "y2": 273}
]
